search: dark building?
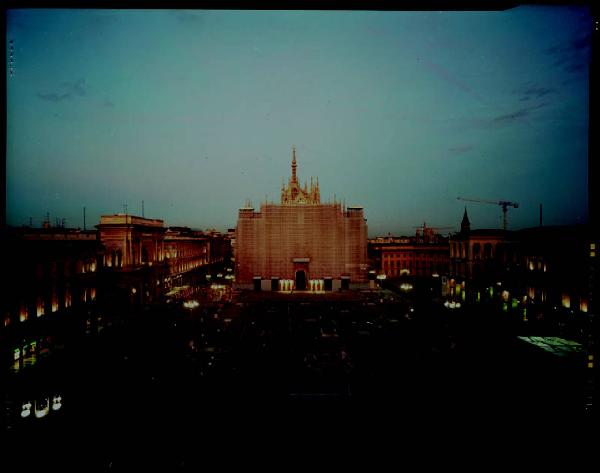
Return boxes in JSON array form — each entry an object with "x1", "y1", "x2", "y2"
[
  {"x1": 1, "y1": 226, "x2": 103, "y2": 376},
  {"x1": 447, "y1": 207, "x2": 592, "y2": 318},
  {"x1": 517, "y1": 225, "x2": 591, "y2": 315}
]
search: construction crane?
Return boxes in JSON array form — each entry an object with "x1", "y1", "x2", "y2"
[{"x1": 457, "y1": 196, "x2": 519, "y2": 231}]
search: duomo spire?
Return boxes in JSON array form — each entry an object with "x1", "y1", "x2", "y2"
[
  {"x1": 291, "y1": 145, "x2": 298, "y2": 183},
  {"x1": 281, "y1": 146, "x2": 321, "y2": 205}
]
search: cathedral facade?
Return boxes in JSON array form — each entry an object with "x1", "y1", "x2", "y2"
[{"x1": 235, "y1": 147, "x2": 368, "y2": 291}]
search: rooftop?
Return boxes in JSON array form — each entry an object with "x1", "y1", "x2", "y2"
[{"x1": 98, "y1": 214, "x2": 164, "y2": 227}]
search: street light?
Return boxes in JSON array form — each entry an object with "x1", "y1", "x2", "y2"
[{"x1": 183, "y1": 300, "x2": 199, "y2": 317}]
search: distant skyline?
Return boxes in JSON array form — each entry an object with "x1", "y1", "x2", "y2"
[{"x1": 6, "y1": 8, "x2": 591, "y2": 236}]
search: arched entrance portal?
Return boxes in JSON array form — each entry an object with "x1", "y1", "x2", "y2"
[{"x1": 295, "y1": 270, "x2": 307, "y2": 291}]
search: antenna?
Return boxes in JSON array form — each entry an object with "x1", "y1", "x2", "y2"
[
  {"x1": 123, "y1": 203, "x2": 128, "y2": 215},
  {"x1": 83, "y1": 206, "x2": 86, "y2": 230}
]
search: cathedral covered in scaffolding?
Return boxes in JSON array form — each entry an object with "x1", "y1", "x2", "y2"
[{"x1": 235, "y1": 147, "x2": 368, "y2": 291}]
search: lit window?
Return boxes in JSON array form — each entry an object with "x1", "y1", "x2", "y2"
[
  {"x1": 561, "y1": 294, "x2": 571, "y2": 309},
  {"x1": 36, "y1": 297, "x2": 45, "y2": 317},
  {"x1": 19, "y1": 304, "x2": 28, "y2": 322},
  {"x1": 65, "y1": 289, "x2": 71, "y2": 308}
]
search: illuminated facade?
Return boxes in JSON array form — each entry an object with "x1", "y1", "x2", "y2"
[
  {"x1": 97, "y1": 214, "x2": 166, "y2": 268},
  {"x1": 235, "y1": 147, "x2": 368, "y2": 290},
  {"x1": 97, "y1": 216, "x2": 227, "y2": 304},
  {"x1": 164, "y1": 227, "x2": 209, "y2": 275},
  {"x1": 369, "y1": 225, "x2": 450, "y2": 278},
  {"x1": 2, "y1": 217, "x2": 231, "y2": 373}
]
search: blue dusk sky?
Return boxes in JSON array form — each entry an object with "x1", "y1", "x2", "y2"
[{"x1": 6, "y1": 7, "x2": 591, "y2": 236}]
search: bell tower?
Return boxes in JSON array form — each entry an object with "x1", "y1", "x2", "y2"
[{"x1": 461, "y1": 207, "x2": 471, "y2": 234}]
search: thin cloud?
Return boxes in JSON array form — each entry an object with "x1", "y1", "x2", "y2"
[
  {"x1": 513, "y1": 85, "x2": 555, "y2": 103},
  {"x1": 454, "y1": 102, "x2": 549, "y2": 130},
  {"x1": 61, "y1": 78, "x2": 86, "y2": 97},
  {"x1": 37, "y1": 78, "x2": 87, "y2": 103},
  {"x1": 418, "y1": 57, "x2": 487, "y2": 106},
  {"x1": 493, "y1": 109, "x2": 529, "y2": 123},
  {"x1": 545, "y1": 34, "x2": 590, "y2": 55},
  {"x1": 37, "y1": 92, "x2": 71, "y2": 102},
  {"x1": 546, "y1": 32, "x2": 591, "y2": 75},
  {"x1": 515, "y1": 86, "x2": 555, "y2": 99},
  {"x1": 492, "y1": 103, "x2": 547, "y2": 123}
]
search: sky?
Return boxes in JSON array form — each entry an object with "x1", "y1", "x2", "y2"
[{"x1": 6, "y1": 7, "x2": 591, "y2": 236}]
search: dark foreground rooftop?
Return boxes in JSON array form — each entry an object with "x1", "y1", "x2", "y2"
[{"x1": 3, "y1": 289, "x2": 592, "y2": 467}]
